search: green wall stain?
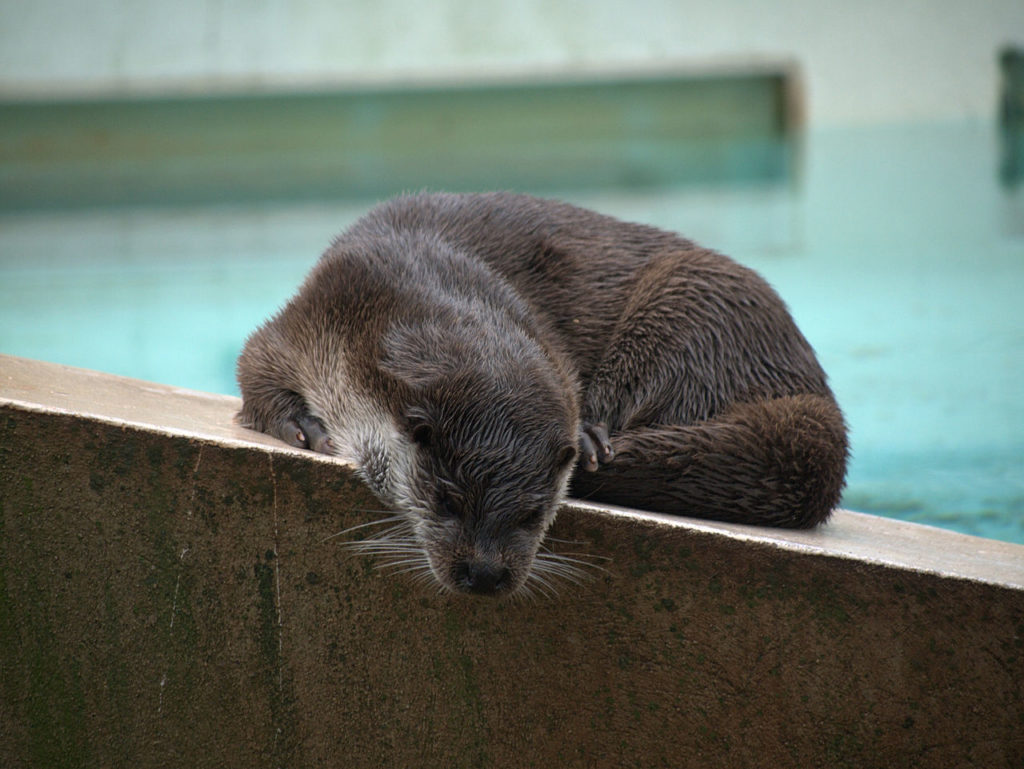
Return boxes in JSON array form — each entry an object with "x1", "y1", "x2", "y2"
[
  {"x1": 1, "y1": 423, "x2": 97, "y2": 768},
  {"x1": 440, "y1": 607, "x2": 491, "y2": 769},
  {"x1": 254, "y1": 552, "x2": 301, "y2": 767},
  {"x1": 0, "y1": 507, "x2": 93, "y2": 767}
]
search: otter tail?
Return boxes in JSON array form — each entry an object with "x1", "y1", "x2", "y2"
[{"x1": 569, "y1": 394, "x2": 848, "y2": 528}]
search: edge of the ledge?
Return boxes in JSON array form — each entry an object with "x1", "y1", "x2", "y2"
[{"x1": 3, "y1": 354, "x2": 1022, "y2": 592}]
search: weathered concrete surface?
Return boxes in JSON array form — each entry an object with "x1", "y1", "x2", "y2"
[{"x1": 1, "y1": 355, "x2": 1023, "y2": 768}]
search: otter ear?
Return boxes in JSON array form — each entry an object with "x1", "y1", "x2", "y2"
[
  {"x1": 402, "y1": 409, "x2": 435, "y2": 449},
  {"x1": 410, "y1": 421, "x2": 433, "y2": 448},
  {"x1": 556, "y1": 443, "x2": 578, "y2": 471}
]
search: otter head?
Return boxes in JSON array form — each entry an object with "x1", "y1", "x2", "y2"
[{"x1": 373, "y1": 318, "x2": 579, "y2": 597}]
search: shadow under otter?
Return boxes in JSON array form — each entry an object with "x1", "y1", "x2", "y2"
[{"x1": 237, "y1": 192, "x2": 847, "y2": 596}]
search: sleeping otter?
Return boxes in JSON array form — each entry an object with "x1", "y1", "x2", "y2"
[{"x1": 236, "y1": 192, "x2": 847, "y2": 596}]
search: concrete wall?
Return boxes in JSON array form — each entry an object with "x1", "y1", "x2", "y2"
[
  {"x1": 1, "y1": 0, "x2": 1022, "y2": 125},
  {"x1": 2, "y1": 354, "x2": 1022, "y2": 768}
]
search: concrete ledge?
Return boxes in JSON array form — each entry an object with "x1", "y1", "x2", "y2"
[{"x1": 2, "y1": 354, "x2": 1023, "y2": 767}]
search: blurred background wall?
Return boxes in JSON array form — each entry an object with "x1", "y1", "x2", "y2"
[{"x1": 1, "y1": 0, "x2": 1021, "y2": 125}]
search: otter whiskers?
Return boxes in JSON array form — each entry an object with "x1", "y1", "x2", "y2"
[
  {"x1": 522, "y1": 548, "x2": 607, "y2": 599},
  {"x1": 331, "y1": 514, "x2": 607, "y2": 599},
  {"x1": 334, "y1": 516, "x2": 438, "y2": 586},
  {"x1": 319, "y1": 512, "x2": 406, "y2": 543}
]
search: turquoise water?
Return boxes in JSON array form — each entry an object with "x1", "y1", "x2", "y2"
[{"x1": 1, "y1": 120, "x2": 1021, "y2": 543}]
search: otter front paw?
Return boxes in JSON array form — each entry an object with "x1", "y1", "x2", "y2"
[
  {"x1": 281, "y1": 415, "x2": 334, "y2": 454},
  {"x1": 579, "y1": 422, "x2": 614, "y2": 472}
]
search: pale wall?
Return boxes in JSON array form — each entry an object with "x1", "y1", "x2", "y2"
[{"x1": 1, "y1": 0, "x2": 1022, "y2": 125}]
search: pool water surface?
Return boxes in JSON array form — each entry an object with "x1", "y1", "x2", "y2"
[{"x1": 1, "y1": 120, "x2": 1021, "y2": 543}]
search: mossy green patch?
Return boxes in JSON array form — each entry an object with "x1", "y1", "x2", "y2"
[
  {"x1": 14, "y1": 550, "x2": 93, "y2": 767},
  {"x1": 253, "y1": 552, "x2": 301, "y2": 767}
]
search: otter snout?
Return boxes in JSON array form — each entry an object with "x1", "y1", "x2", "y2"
[{"x1": 454, "y1": 559, "x2": 512, "y2": 596}]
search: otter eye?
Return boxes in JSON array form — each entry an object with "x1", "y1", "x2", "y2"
[
  {"x1": 409, "y1": 421, "x2": 433, "y2": 448},
  {"x1": 437, "y1": 491, "x2": 462, "y2": 520},
  {"x1": 556, "y1": 444, "x2": 577, "y2": 470},
  {"x1": 521, "y1": 507, "x2": 546, "y2": 529}
]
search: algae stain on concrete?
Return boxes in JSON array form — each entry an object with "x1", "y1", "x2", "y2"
[
  {"x1": 439, "y1": 607, "x2": 492, "y2": 769},
  {"x1": 101, "y1": 578, "x2": 136, "y2": 760},
  {"x1": 133, "y1": 440, "x2": 203, "y2": 718},
  {"x1": 0, "y1": 413, "x2": 90, "y2": 765},
  {"x1": 629, "y1": 530, "x2": 661, "y2": 578},
  {"x1": 0, "y1": 500, "x2": 93, "y2": 768},
  {"x1": 254, "y1": 550, "x2": 301, "y2": 767}
]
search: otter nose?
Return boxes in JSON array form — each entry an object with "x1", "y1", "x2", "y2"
[{"x1": 455, "y1": 561, "x2": 510, "y2": 595}]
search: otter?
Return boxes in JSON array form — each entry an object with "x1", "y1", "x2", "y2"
[{"x1": 236, "y1": 192, "x2": 847, "y2": 597}]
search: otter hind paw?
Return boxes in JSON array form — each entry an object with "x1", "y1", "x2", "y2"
[{"x1": 579, "y1": 422, "x2": 614, "y2": 472}]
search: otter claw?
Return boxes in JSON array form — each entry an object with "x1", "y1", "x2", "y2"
[{"x1": 579, "y1": 422, "x2": 614, "y2": 471}]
